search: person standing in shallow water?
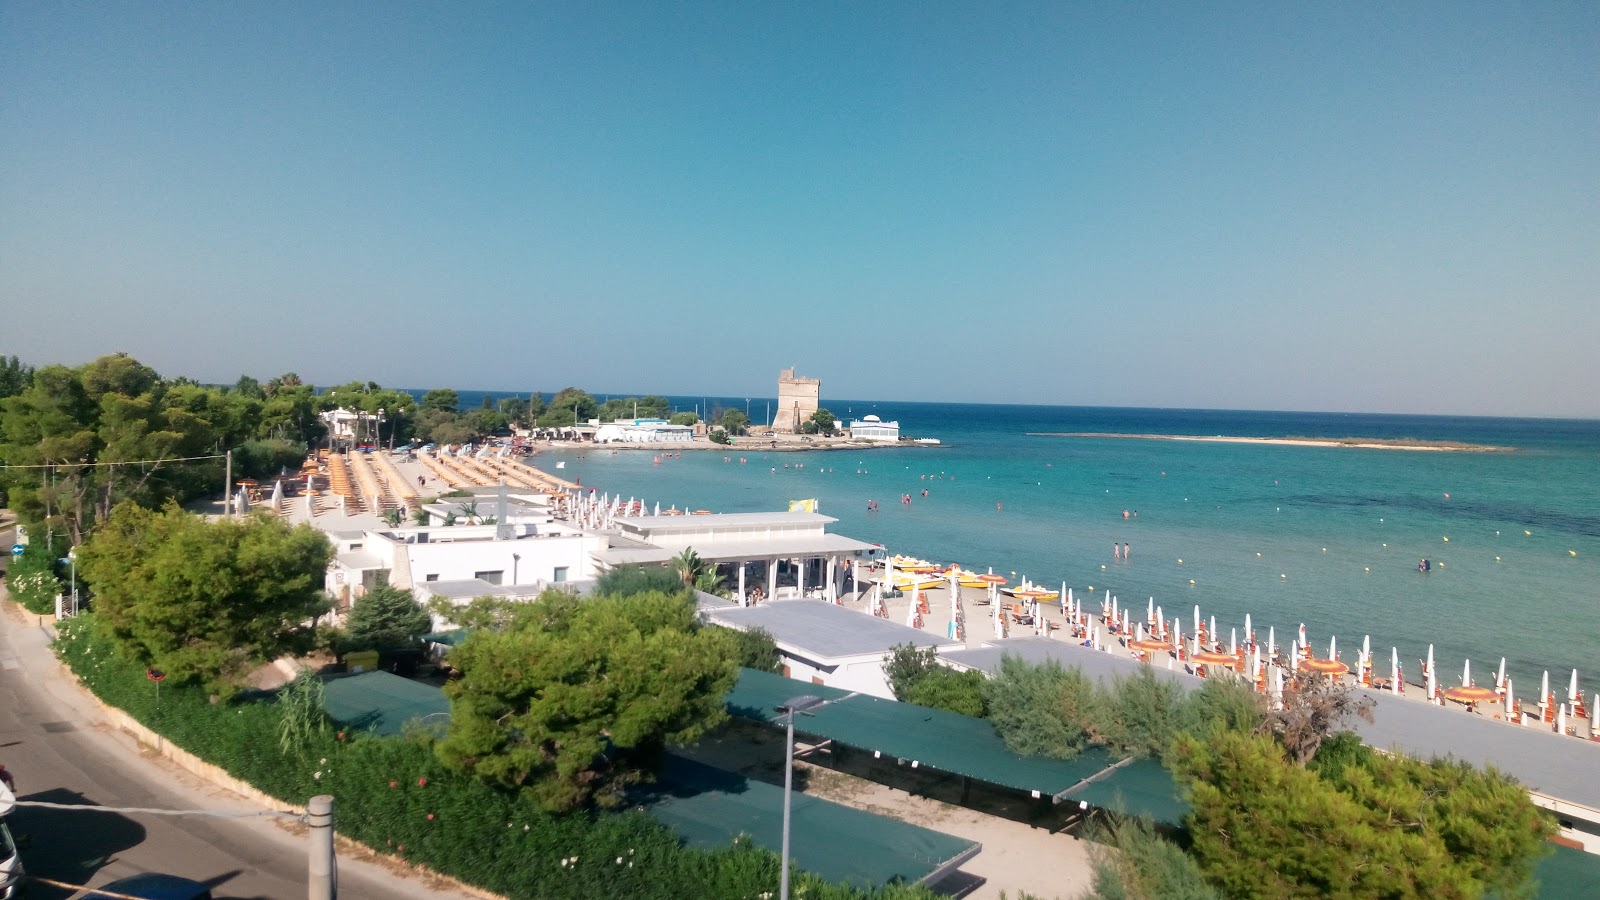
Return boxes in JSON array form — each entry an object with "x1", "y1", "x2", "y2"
[{"x1": 1124, "y1": 542, "x2": 1131, "y2": 560}]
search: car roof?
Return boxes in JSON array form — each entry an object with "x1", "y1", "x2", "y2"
[{"x1": 87, "y1": 873, "x2": 213, "y2": 900}]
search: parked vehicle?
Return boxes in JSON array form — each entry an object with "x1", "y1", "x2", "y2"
[{"x1": 0, "y1": 780, "x2": 20, "y2": 900}]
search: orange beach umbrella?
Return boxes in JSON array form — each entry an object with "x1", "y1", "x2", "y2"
[
  {"x1": 1301, "y1": 657, "x2": 1349, "y2": 676},
  {"x1": 1130, "y1": 639, "x2": 1175, "y2": 654},
  {"x1": 1442, "y1": 685, "x2": 1499, "y2": 704},
  {"x1": 1192, "y1": 651, "x2": 1238, "y2": 667}
]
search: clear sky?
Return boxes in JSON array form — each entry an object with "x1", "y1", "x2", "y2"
[{"x1": 3, "y1": 3, "x2": 1596, "y2": 417}]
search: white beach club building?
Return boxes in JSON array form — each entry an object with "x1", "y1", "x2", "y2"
[
  {"x1": 593, "y1": 418, "x2": 695, "y2": 444},
  {"x1": 848, "y1": 415, "x2": 900, "y2": 442},
  {"x1": 596, "y1": 511, "x2": 882, "y2": 603}
]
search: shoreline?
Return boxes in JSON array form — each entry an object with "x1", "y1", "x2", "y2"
[
  {"x1": 538, "y1": 436, "x2": 944, "y2": 454},
  {"x1": 1027, "y1": 432, "x2": 1513, "y2": 452}
]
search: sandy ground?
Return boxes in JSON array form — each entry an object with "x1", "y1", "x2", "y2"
[{"x1": 683, "y1": 718, "x2": 1099, "y2": 900}]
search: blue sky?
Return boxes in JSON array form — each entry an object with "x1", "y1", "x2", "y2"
[{"x1": 3, "y1": 3, "x2": 1596, "y2": 417}]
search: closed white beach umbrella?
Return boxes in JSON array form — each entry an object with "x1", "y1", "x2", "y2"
[
  {"x1": 1290, "y1": 640, "x2": 1299, "y2": 673},
  {"x1": 906, "y1": 595, "x2": 918, "y2": 629},
  {"x1": 1362, "y1": 635, "x2": 1371, "y2": 672},
  {"x1": 654, "y1": 501, "x2": 661, "y2": 516},
  {"x1": 270, "y1": 479, "x2": 284, "y2": 507},
  {"x1": 1267, "y1": 626, "x2": 1276, "y2": 661},
  {"x1": 1556, "y1": 704, "x2": 1567, "y2": 735},
  {"x1": 1193, "y1": 605, "x2": 1201, "y2": 635},
  {"x1": 738, "y1": 565, "x2": 747, "y2": 605},
  {"x1": 1569, "y1": 669, "x2": 1580, "y2": 702},
  {"x1": 1592, "y1": 692, "x2": 1598, "y2": 732},
  {"x1": 1147, "y1": 596, "x2": 1154, "y2": 624},
  {"x1": 1497, "y1": 658, "x2": 1506, "y2": 691},
  {"x1": 1112, "y1": 596, "x2": 1119, "y2": 621},
  {"x1": 1427, "y1": 662, "x2": 1437, "y2": 703},
  {"x1": 1505, "y1": 677, "x2": 1515, "y2": 716},
  {"x1": 1427, "y1": 644, "x2": 1436, "y2": 683},
  {"x1": 1541, "y1": 671, "x2": 1550, "y2": 708},
  {"x1": 1229, "y1": 628, "x2": 1237, "y2": 657},
  {"x1": 1271, "y1": 667, "x2": 1284, "y2": 709},
  {"x1": 1463, "y1": 658, "x2": 1471, "y2": 687},
  {"x1": 1210, "y1": 616, "x2": 1217, "y2": 647},
  {"x1": 1299, "y1": 623, "x2": 1307, "y2": 649},
  {"x1": 1391, "y1": 648, "x2": 1401, "y2": 696},
  {"x1": 1245, "y1": 613, "x2": 1253, "y2": 645},
  {"x1": 1061, "y1": 584, "x2": 1069, "y2": 615},
  {"x1": 1328, "y1": 635, "x2": 1337, "y2": 663},
  {"x1": 948, "y1": 571, "x2": 960, "y2": 639},
  {"x1": 1250, "y1": 644, "x2": 1261, "y2": 685}
]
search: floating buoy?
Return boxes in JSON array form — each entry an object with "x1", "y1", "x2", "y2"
[
  {"x1": 1525, "y1": 530, "x2": 1531, "y2": 535},
  {"x1": 1177, "y1": 559, "x2": 1183, "y2": 564},
  {"x1": 1189, "y1": 579, "x2": 1196, "y2": 585},
  {"x1": 1280, "y1": 573, "x2": 1287, "y2": 579},
  {"x1": 1382, "y1": 543, "x2": 1387, "y2": 548},
  {"x1": 1442, "y1": 536, "x2": 1449, "y2": 542},
  {"x1": 1495, "y1": 556, "x2": 1501, "y2": 561},
  {"x1": 1256, "y1": 552, "x2": 1262, "y2": 557},
  {"x1": 1364, "y1": 567, "x2": 1370, "y2": 572},
  {"x1": 1101, "y1": 565, "x2": 1106, "y2": 570},
  {"x1": 1571, "y1": 550, "x2": 1579, "y2": 556},
  {"x1": 1322, "y1": 548, "x2": 1327, "y2": 552}
]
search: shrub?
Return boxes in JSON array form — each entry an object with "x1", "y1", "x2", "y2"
[{"x1": 5, "y1": 543, "x2": 62, "y2": 615}]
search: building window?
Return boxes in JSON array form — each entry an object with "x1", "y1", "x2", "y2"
[
  {"x1": 425, "y1": 574, "x2": 439, "y2": 582},
  {"x1": 552, "y1": 566, "x2": 569, "y2": 583},
  {"x1": 349, "y1": 543, "x2": 362, "y2": 551},
  {"x1": 475, "y1": 570, "x2": 504, "y2": 585}
]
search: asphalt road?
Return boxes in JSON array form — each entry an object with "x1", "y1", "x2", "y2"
[{"x1": 0, "y1": 519, "x2": 479, "y2": 900}]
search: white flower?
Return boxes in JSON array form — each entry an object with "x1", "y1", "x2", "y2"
[
  {"x1": 313, "y1": 771, "x2": 322, "y2": 779},
  {"x1": 560, "y1": 859, "x2": 568, "y2": 867},
  {"x1": 319, "y1": 758, "x2": 327, "y2": 764},
  {"x1": 616, "y1": 857, "x2": 623, "y2": 864}
]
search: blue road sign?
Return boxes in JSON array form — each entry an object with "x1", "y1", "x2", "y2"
[{"x1": 11, "y1": 545, "x2": 23, "y2": 557}]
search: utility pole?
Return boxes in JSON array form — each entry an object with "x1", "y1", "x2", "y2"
[{"x1": 224, "y1": 449, "x2": 233, "y2": 517}]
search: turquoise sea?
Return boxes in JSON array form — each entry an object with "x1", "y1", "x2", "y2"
[{"x1": 458, "y1": 394, "x2": 1600, "y2": 699}]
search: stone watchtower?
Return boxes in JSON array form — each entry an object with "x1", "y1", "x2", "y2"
[{"x1": 771, "y1": 367, "x2": 820, "y2": 433}]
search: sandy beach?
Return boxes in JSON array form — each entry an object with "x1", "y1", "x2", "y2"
[{"x1": 1027, "y1": 432, "x2": 1512, "y2": 452}]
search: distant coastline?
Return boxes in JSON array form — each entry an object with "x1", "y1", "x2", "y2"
[{"x1": 1027, "y1": 432, "x2": 1514, "y2": 452}]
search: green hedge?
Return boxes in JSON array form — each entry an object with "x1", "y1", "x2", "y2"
[
  {"x1": 54, "y1": 614, "x2": 935, "y2": 900},
  {"x1": 6, "y1": 543, "x2": 63, "y2": 615}
]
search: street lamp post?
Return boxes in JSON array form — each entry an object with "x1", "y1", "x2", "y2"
[
  {"x1": 68, "y1": 549, "x2": 77, "y2": 615},
  {"x1": 777, "y1": 694, "x2": 825, "y2": 900}
]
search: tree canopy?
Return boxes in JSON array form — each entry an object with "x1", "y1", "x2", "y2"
[
  {"x1": 343, "y1": 580, "x2": 432, "y2": 652},
  {"x1": 1170, "y1": 728, "x2": 1553, "y2": 899},
  {"x1": 75, "y1": 502, "x2": 332, "y2": 697},
  {"x1": 436, "y1": 588, "x2": 740, "y2": 811}
]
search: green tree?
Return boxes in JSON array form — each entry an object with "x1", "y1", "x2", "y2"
[
  {"x1": 1080, "y1": 815, "x2": 1222, "y2": 900},
  {"x1": 343, "y1": 580, "x2": 432, "y2": 652},
  {"x1": 885, "y1": 642, "x2": 940, "y2": 700},
  {"x1": 4, "y1": 543, "x2": 63, "y2": 615},
  {"x1": 1096, "y1": 666, "x2": 1188, "y2": 758},
  {"x1": 1170, "y1": 728, "x2": 1553, "y2": 899},
  {"x1": 669, "y1": 547, "x2": 722, "y2": 593},
  {"x1": 904, "y1": 667, "x2": 988, "y2": 718},
  {"x1": 720, "y1": 409, "x2": 750, "y2": 435},
  {"x1": 668, "y1": 411, "x2": 698, "y2": 426},
  {"x1": 436, "y1": 589, "x2": 739, "y2": 811},
  {"x1": 728, "y1": 626, "x2": 782, "y2": 674},
  {"x1": 594, "y1": 564, "x2": 686, "y2": 598},
  {"x1": 421, "y1": 388, "x2": 460, "y2": 413},
  {"x1": 545, "y1": 387, "x2": 598, "y2": 426},
  {"x1": 75, "y1": 502, "x2": 332, "y2": 698},
  {"x1": 810, "y1": 408, "x2": 836, "y2": 434},
  {"x1": 982, "y1": 653, "x2": 1097, "y2": 759},
  {"x1": 0, "y1": 355, "x2": 34, "y2": 400}
]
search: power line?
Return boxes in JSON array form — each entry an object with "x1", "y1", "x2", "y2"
[{"x1": 0, "y1": 453, "x2": 229, "y2": 470}]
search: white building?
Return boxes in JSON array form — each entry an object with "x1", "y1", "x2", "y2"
[
  {"x1": 598, "y1": 511, "x2": 881, "y2": 603},
  {"x1": 593, "y1": 419, "x2": 695, "y2": 444},
  {"x1": 849, "y1": 414, "x2": 900, "y2": 442},
  {"x1": 699, "y1": 597, "x2": 960, "y2": 698}
]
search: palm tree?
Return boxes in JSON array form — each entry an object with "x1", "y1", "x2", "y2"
[
  {"x1": 670, "y1": 547, "x2": 723, "y2": 594},
  {"x1": 457, "y1": 501, "x2": 481, "y2": 525}
]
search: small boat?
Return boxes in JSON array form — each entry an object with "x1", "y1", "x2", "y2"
[
  {"x1": 889, "y1": 555, "x2": 941, "y2": 573},
  {"x1": 884, "y1": 575, "x2": 946, "y2": 592},
  {"x1": 947, "y1": 567, "x2": 993, "y2": 589},
  {"x1": 1001, "y1": 580, "x2": 1060, "y2": 601}
]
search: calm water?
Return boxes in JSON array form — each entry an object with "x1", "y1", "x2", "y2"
[{"x1": 457, "y1": 394, "x2": 1600, "y2": 697}]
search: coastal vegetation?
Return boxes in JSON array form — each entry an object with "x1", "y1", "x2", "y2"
[
  {"x1": 48, "y1": 609, "x2": 935, "y2": 900},
  {"x1": 3, "y1": 542, "x2": 64, "y2": 615},
  {"x1": 74, "y1": 501, "x2": 332, "y2": 698},
  {"x1": 435, "y1": 588, "x2": 740, "y2": 812},
  {"x1": 338, "y1": 579, "x2": 433, "y2": 654},
  {"x1": 887, "y1": 649, "x2": 1554, "y2": 898}
]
